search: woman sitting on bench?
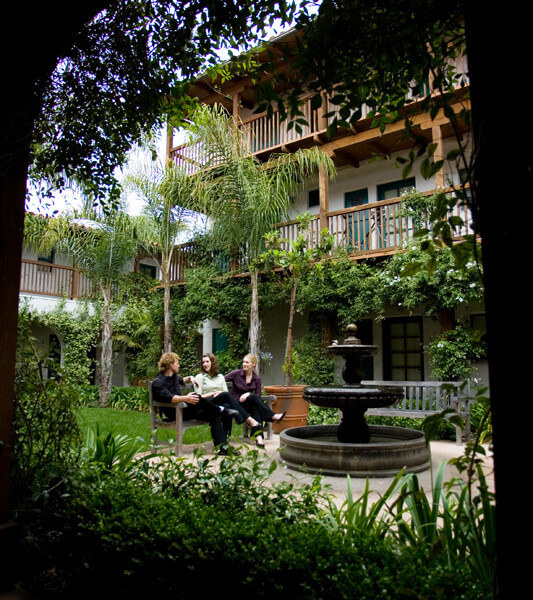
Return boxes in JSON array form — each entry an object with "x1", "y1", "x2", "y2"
[{"x1": 225, "y1": 353, "x2": 285, "y2": 449}]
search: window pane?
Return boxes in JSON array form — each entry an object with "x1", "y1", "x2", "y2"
[
  {"x1": 405, "y1": 322, "x2": 420, "y2": 336},
  {"x1": 391, "y1": 338, "x2": 405, "y2": 352},
  {"x1": 406, "y1": 368, "x2": 421, "y2": 380},
  {"x1": 391, "y1": 355, "x2": 405, "y2": 368},
  {"x1": 406, "y1": 354, "x2": 421, "y2": 367},
  {"x1": 390, "y1": 323, "x2": 404, "y2": 337},
  {"x1": 406, "y1": 338, "x2": 420, "y2": 352}
]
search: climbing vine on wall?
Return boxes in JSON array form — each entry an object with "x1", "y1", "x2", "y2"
[{"x1": 18, "y1": 300, "x2": 101, "y2": 386}]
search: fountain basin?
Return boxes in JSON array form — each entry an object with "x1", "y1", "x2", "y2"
[
  {"x1": 279, "y1": 424, "x2": 430, "y2": 478},
  {"x1": 304, "y1": 384, "x2": 404, "y2": 410}
]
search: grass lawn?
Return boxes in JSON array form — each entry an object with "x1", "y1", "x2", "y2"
[{"x1": 76, "y1": 406, "x2": 243, "y2": 450}]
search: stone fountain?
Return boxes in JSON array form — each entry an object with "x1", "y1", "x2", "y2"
[{"x1": 279, "y1": 325, "x2": 431, "y2": 477}]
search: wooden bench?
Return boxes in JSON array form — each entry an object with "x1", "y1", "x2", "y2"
[
  {"x1": 148, "y1": 380, "x2": 276, "y2": 456},
  {"x1": 361, "y1": 380, "x2": 471, "y2": 445},
  {"x1": 149, "y1": 381, "x2": 208, "y2": 456}
]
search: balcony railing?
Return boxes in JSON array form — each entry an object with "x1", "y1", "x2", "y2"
[
  {"x1": 170, "y1": 52, "x2": 469, "y2": 174},
  {"x1": 19, "y1": 193, "x2": 472, "y2": 294},
  {"x1": 170, "y1": 94, "x2": 361, "y2": 173},
  {"x1": 168, "y1": 189, "x2": 473, "y2": 283},
  {"x1": 20, "y1": 260, "x2": 93, "y2": 299}
]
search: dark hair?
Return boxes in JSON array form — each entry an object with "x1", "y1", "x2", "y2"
[{"x1": 201, "y1": 353, "x2": 220, "y2": 376}]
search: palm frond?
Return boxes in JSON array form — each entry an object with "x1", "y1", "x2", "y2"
[{"x1": 186, "y1": 104, "x2": 336, "y2": 263}]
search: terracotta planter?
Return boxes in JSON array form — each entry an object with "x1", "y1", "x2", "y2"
[{"x1": 264, "y1": 384, "x2": 309, "y2": 434}]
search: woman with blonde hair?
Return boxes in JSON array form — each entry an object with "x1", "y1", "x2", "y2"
[{"x1": 225, "y1": 353, "x2": 285, "y2": 448}]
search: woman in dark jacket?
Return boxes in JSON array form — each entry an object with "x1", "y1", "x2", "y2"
[{"x1": 225, "y1": 353, "x2": 285, "y2": 448}]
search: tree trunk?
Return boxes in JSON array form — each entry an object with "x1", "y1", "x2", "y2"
[
  {"x1": 283, "y1": 278, "x2": 298, "y2": 386},
  {"x1": 0, "y1": 150, "x2": 27, "y2": 522},
  {"x1": 248, "y1": 268, "x2": 261, "y2": 361},
  {"x1": 99, "y1": 287, "x2": 113, "y2": 407},
  {"x1": 162, "y1": 261, "x2": 172, "y2": 353}
]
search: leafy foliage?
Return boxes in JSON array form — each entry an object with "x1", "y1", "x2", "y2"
[
  {"x1": 29, "y1": 0, "x2": 303, "y2": 203},
  {"x1": 125, "y1": 155, "x2": 210, "y2": 351},
  {"x1": 426, "y1": 324, "x2": 487, "y2": 381},
  {"x1": 291, "y1": 331, "x2": 336, "y2": 387},
  {"x1": 259, "y1": 0, "x2": 467, "y2": 150},
  {"x1": 11, "y1": 316, "x2": 82, "y2": 506},
  {"x1": 16, "y1": 445, "x2": 492, "y2": 599},
  {"x1": 18, "y1": 300, "x2": 101, "y2": 387},
  {"x1": 80, "y1": 425, "x2": 149, "y2": 475}
]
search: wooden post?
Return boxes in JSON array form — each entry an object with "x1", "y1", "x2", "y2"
[
  {"x1": 432, "y1": 124, "x2": 445, "y2": 188},
  {"x1": 319, "y1": 92, "x2": 328, "y2": 130},
  {"x1": 71, "y1": 267, "x2": 80, "y2": 300},
  {"x1": 232, "y1": 91, "x2": 240, "y2": 120},
  {"x1": 318, "y1": 164, "x2": 330, "y2": 231},
  {"x1": 0, "y1": 152, "x2": 27, "y2": 523}
]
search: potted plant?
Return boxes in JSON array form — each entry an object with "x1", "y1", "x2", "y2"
[{"x1": 258, "y1": 213, "x2": 334, "y2": 432}]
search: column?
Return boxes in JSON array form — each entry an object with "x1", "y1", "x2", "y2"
[{"x1": 318, "y1": 164, "x2": 330, "y2": 231}]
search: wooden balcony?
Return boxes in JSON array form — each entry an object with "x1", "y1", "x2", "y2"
[
  {"x1": 170, "y1": 94, "x2": 383, "y2": 174},
  {"x1": 20, "y1": 259, "x2": 93, "y2": 299},
  {"x1": 168, "y1": 188, "x2": 473, "y2": 284},
  {"x1": 169, "y1": 52, "x2": 469, "y2": 174},
  {"x1": 19, "y1": 193, "x2": 471, "y2": 294}
]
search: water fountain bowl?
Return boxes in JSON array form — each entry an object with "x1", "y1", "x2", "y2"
[
  {"x1": 278, "y1": 324, "x2": 431, "y2": 477},
  {"x1": 279, "y1": 424, "x2": 430, "y2": 477}
]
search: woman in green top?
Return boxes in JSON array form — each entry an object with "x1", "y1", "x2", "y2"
[{"x1": 195, "y1": 353, "x2": 260, "y2": 435}]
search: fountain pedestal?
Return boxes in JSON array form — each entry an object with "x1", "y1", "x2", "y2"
[{"x1": 279, "y1": 325, "x2": 431, "y2": 477}]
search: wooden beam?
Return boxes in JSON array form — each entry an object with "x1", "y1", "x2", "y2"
[
  {"x1": 166, "y1": 122, "x2": 173, "y2": 161},
  {"x1": 232, "y1": 91, "x2": 240, "y2": 119},
  {"x1": 320, "y1": 100, "x2": 471, "y2": 157},
  {"x1": 432, "y1": 124, "x2": 445, "y2": 187},
  {"x1": 318, "y1": 164, "x2": 330, "y2": 230},
  {"x1": 333, "y1": 148, "x2": 360, "y2": 168}
]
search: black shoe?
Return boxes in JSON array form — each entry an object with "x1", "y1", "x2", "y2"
[
  {"x1": 224, "y1": 408, "x2": 239, "y2": 419},
  {"x1": 218, "y1": 446, "x2": 241, "y2": 457}
]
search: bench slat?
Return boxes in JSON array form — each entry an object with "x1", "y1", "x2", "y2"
[{"x1": 362, "y1": 380, "x2": 470, "y2": 444}]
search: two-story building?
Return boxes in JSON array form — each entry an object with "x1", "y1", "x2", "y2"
[
  {"x1": 20, "y1": 27, "x2": 486, "y2": 389},
  {"x1": 165, "y1": 27, "x2": 487, "y2": 387}
]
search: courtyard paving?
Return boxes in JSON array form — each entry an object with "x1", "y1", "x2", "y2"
[{"x1": 173, "y1": 432, "x2": 495, "y2": 505}]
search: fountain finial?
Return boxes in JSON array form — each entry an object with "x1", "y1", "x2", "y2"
[{"x1": 343, "y1": 324, "x2": 361, "y2": 345}]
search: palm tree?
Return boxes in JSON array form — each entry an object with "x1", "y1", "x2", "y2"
[
  {"x1": 187, "y1": 104, "x2": 336, "y2": 363},
  {"x1": 124, "y1": 156, "x2": 208, "y2": 353},
  {"x1": 26, "y1": 206, "x2": 139, "y2": 406}
]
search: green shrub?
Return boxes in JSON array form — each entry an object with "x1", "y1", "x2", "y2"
[
  {"x1": 426, "y1": 324, "x2": 487, "y2": 381},
  {"x1": 291, "y1": 331, "x2": 336, "y2": 387},
  {"x1": 76, "y1": 385, "x2": 149, "y2": 411},
  {"x1": 11, "y1": 317, "x2": 82, "y2": 506},
  {"x1": 17, "y1": 452, "x2": 490, "y2": 599}
]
